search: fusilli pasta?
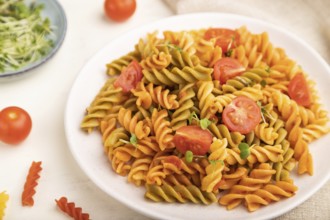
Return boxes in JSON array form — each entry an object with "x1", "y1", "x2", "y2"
[{"x1": 81, "y1": 26, "x2": 329, "y2": 212}]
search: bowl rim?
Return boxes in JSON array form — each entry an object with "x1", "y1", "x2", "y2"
[{"x1": 0, "y1": 0, "x2": 67, "y2": 80}]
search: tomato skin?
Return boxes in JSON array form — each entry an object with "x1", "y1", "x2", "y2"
[
  {"x1": 204, "y1": 28, "x2": 239, "y2": 53},
  {"x1": 213, "y1": 58, "x2": 245, "y2": 84},
  {"x1": 288, "y1": 73, "x2": 312, "y2": 107},
  {"x1": 114, "y1": 60, "x2": 142, "y2": 92},
  {"x1": 104, "y1": 0, "x2": 136, "y2": 22},
  {"x1": 222, "y1": 96, "x2": 261, "y2": 135},
  {"x1": 173, "y1": 125, "x2": 212, "y2": 156},
  {"x1": 163, "y1": 155, "x2": 182, "y2": 170},
  {"x1": 0, "y1": 106, "x2": 32, "y2": 145}
]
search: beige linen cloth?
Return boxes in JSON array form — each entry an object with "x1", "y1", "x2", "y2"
[{"x1": 163, "y1": 0, "x2": 330, "y2": 219}]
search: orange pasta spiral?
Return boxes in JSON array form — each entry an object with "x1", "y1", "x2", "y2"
[
  {"x1": 55, "y1": 197, "x2": 90, "y2": 220},
  {"x1": 22, "y1": 161, "x2": 42, "y2": 206},
  {"x1": 151, "y1": 109, "x2": 174, "y2": 151}
]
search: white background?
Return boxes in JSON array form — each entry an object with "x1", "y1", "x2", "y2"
[{"x1": 0, "y1": 0, "x2": 329, "y2": 220}]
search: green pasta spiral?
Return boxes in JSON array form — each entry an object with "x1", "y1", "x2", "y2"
[
  {"x1": 145, "y1": 183, "x2": 217, "y2": 204},
  {"x1": 143, "y1": 65, "x2": 212, "y2": 86}
]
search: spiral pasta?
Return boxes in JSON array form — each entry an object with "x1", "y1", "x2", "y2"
[
  {"x1": 106, "y1": 50, "x2": 140, "y2": 76},
  {"x1": 0, "y1": 191, "x2": 9, "y2": 220},
  {"x1": 170, "y1": 83, "x2": 196, "y2": 130},
  {"x1": 81, "y1": 78, "x2": 130, "y2": 133},
  {"x1": 201, "y1": 138, "x2": 228, "y2": 192},
  {"x1": 81, "y1": 26, "x2": 329, "y2": 213},
  {"x1": 22, "y1": 161, "x2": 42, "y2": 206},
  {"x1": 117, "y1": 107, "x2": 151, "y2": 139},
  {"x1": 140, "y1": 46, "x2": 172, "y2": 70},
  {"x1": 145, "y1": 182, "x2": 217, "y2": 204},
  {"x1": 55, "y1": 197, "x2": 90, "y2": 220},
  {"x1": 151, "y1": 109, "x2": 174, "y2": 151},
  {"x1": 142, "y1": 64, "x2": 213, "y2": 86}
]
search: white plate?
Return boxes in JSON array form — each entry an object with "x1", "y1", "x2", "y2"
[{"x1": 64, "y1": 13, "x2": 330, "y2": 220}]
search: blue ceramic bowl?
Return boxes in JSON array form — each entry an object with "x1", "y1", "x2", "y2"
[{"x1": 0, "y1": 0, "x2": 67, "y2": 81}]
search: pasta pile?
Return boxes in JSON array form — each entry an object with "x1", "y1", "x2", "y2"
[{"x1": 80, "y1": 26, "x2": 329, "y2": 212}]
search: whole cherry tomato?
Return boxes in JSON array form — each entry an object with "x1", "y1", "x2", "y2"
[
  {"x1": 0, "y1": 106, "x2": 32, "y2": 145},
  {"x1": 104, "y1": 0, "x2": 136, "y2": 22}
]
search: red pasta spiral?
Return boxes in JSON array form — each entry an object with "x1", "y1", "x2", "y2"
[
  {"x1": 21, "y1": 161, "x2": 42, "y2": 206},
  {"x1": 55, "y1": 197, "x2": 90, "y2": 220}
]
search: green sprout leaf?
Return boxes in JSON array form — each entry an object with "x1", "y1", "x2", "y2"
[
  {"x1": 130, "y1": 134, "x2": 138, "y2": 146},
  {"x1": 265, "y1": 66, "x2": 271, "y2": 73},
  {"x1": 260, "y1": 79, "x2": 267, "y2": 87},
  {"x1": 200, "y1": 118, "x2": 211, "y2": 130},
  {"x1": 238, "y1": 142, "x2": 250, "y2": 159},
  {"x1": 185, "y1": 150, "x2": 193, "y2": 163},
  {"x1": 224, "y1": 49, "x2": 233, "y2": 57},
  {"x1": 209, "y1": 159, "x2": 224, "y2": 166},
  {"x1": 166, "y1": 43, "x2": 182, "y2": 52},
  {"x1": 188, "y1": 111, "x2": 199, "y2": 125},
  {"x1": 257, "y1": 101, "x2": 275, "y2": 123}
]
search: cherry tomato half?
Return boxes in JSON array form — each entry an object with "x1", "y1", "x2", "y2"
[
  {"x1": 0, "y1": 106, "x2": 32, "y2": 145},
  {"x1": 288, "y1": 73, "x2": 312, "y2": 107},
  {"x1": 163, "y1": 155, "x2": 182, "y2": 170},
  {"x1": 213, "y1": 58, "x2": 245, "y2": 84},
  {"x1": 173, "y1": 125, "x2": 212, "y2": 156},
  {"x1": 204, "y1": 28, "x2": 240, "y2": 53},
  {"x1": 104, "y1": 0, "x2": 136, "y2": 22},
  {"x1": 222, "y1": 96, "x2": 261, "y2": 134},
  {"x1": 114, "y1": 60, "x2": 142, "y2": 93}
]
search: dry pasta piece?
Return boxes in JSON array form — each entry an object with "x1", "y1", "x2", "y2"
[
  {"x1": 0, "y1": 191, "x2": 9, "y2": 219},
  {"x1": 55, "y1": 197, "x2": 90, "y2": 220},
  {"x1": 22, "y1": 161, "x2": 42, "y2": 206}
]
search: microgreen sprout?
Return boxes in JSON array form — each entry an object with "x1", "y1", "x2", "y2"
[
  {"x1": 265, "y1": 66, "x2": 271, "y2": 73},
  {"x1": 257, "y1": 101, "x2": 266, "y2": 123},
  {"x1": 209, "y1": 159, "x2": 224, "y2": 166},
  {"x1": 130, "y1": 134, "x2": 138, "y2": 147},
  {"x1": 119, "y1": 139, "x2": 130, "y2": 144},
  {"x1": 184, "y1": 150, "x2": 224, "y2": 166},
  {"x1": 188, "y1": 111, "x2": 198, "y2": 124},
  {"x1": 224, "y1": 49, "x2": 233, "y2": 57},
  {"x1": 120, "y1": 134, "x2": 138, "y2": 147},
  {"x1": 184, "y1": 150, "x2": 206, "y2": 163},
  {"x1": 0, "y1": 0, "x2": 54, "y2": 73},
  {"x1": 185, "y1": 150, "x2": 193, "y2": 163},
  {"x1": 188, "y1": 111, "x2": 212, "y2": 130},
  {"x1": 257, "y1": 101, "x2": 275, "y2": 123},
  {"x1": 157, "y1": 41, "x2": 182, "y2": 52},
  {"x1": 238, "y1": 142, "x2": 250, "y2": 159},
  {"x1": 200, "y1": 118, "x2": 212, "y2": 130},
  {"x1": 166, "y1": 43, "x2": 182, "y2": 52}
]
